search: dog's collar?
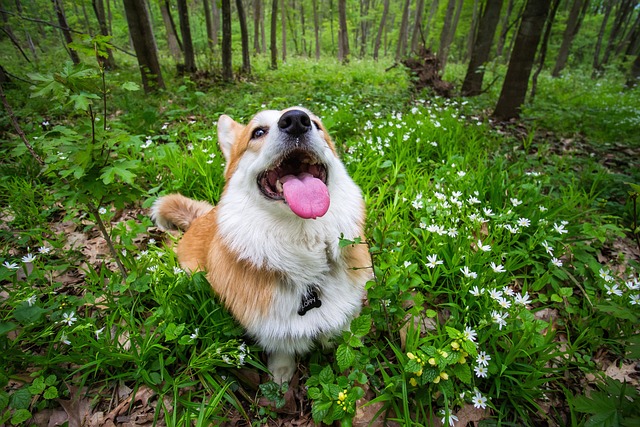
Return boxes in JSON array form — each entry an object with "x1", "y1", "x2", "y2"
[{"x1": 298, "y1": 287, "x2": 322, "y2": 316}]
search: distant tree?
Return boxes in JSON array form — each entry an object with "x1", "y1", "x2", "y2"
[
  {"x1": 552, "y1": 0, "x2": 589, "y2": 77},
  {"x1": 493, "y1": 0, "x2": 551, "y2": 119},
  {"x1": 464, "y1": 0, "x2": 481, "y2": 62},
  {"x1": 221, "y1": 0, "x2": 232, "y2": 80},
  {"x1": 158, "y1": 0, "x2": 182, "y2": 61},
  {"x1": 270, "y1": 0, "x2": 278, "y2": 69},
  {"x1": 373, "y1": 0, "x2": 390, "y2": 60},
  {"x1": 530, "y1": 0, "x2": 560, "y2": 100},
  {"x1": 462, "y1": 0, "x2": 504, "y2": 97},
  {"x1": 254, "y1": 0, "x2": 263, "y2": 54},
  {"x1": 360, "y1": 0, "x2": 371, "y2": 57},
  {"x1": 281, "y1": 0, "x2": 286, "y2": 62},
  {"x1": 601, "y1": 0, "x2": 637, "y2": 70},
  {"x1": 338, "y1": 0, "x2": 349, "y2": 62},
  {"x1": 122, "y1": 0, "x2": 165, "y2": 93},
  {"x1": 176, "y1": 0, "x2": 196, "y2": 73},
  {"x1": 423, "y1": 0, "x2": 440, "y2": 46},
  {"x1": 212, "y1": 0, "x2": 220, "y2": 48},
  {"x1": 92, "y1": 0, "x2": 116, "y2": 69},
  {"x1": 203, "y1": 0, "x2": 214, "y2": 51},
  {"x1": 438, "y1": 0, "x2": 463, "y2": 70},
  {"x1": 51, "y1": 0, "x2": 80, "y2": 64},
  {"x1": 395, "y1": 0, "x2": 410, "y2": 60},
  {"x1": 236, "y1": 0, "x2": 250, "y2": 73},
  {"x1": 495, "y1": 0, "x2": 514, "y2": 58},
  {"x1": 312, "y1": 0, "x2": 321, "y2": 59},
  {"x1": 592, "y1": 0, "x2": 614, "y2": 77},
  {"x1": 626, "y1": 51, "x2": 640, "y2": 88},
  {"x1": 410, "y1": 0, "x2": 425, "y2": 54}
]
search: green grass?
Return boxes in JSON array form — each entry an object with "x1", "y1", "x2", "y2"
[{"x1": 1, "y1": 54, "x2": 639, "y2": 426}]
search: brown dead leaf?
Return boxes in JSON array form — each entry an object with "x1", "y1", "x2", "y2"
[
  {"x1": 454, "y1": 403, "x2": 490, "y2": 426},
  {"x1": 105, "y1": 385, "x2": 156, "y2": 422},
  {"x1": 56, "y1": 384, "x2": 92, "y2": 427},
  {"x1": 605, "y1": 362, "x2": 639, "y2": 386}
]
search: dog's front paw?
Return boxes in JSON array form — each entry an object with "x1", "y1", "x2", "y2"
[{"x1": 268, "y1": 352, "x2": 296, "y2": 385}]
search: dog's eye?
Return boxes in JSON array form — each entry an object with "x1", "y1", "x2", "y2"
[{"x1": 252, "y1": 127, "x2": 267, "y2": 139}]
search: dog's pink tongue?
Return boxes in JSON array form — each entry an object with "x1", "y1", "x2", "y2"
[{"x1": 281, "y1": 173, "x2": 330, "y2": 219}]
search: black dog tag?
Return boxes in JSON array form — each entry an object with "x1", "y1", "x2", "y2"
[{"x1": 298, "y1": 288, "x2": 322, "y2": 316}]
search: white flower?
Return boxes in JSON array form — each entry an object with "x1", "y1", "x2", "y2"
[
  {"x1": 483, "y1": 207, "x2": 495, "y2": 216},
  {"x1": 626, "y1": 279, "x2": 640, "y2": 291},
  {"x1": 553, "y1": 223, "x2": 568, "y2": 234},
  {"x1": 61, "y1": 333, "x2": 71, "y2": 345},
  {"x1": 457, "y1": 171, "x2": 466, "y2": 177},
  {"x1": 62, "y1": 311, "x2": 77, "y2": 326},
  {"x1": 477, "y1": 240, "x2": 491, "y2": 252},
  {"x1": 3, "y1": 261, "x2": 19, "y2": 270},
  {"x1": 173, "y1": 266, "x2": 184, "y2": 274},
  {"x1": 630, "y1": 295, "x2": 640, "y2": 305},
  {"x1": 517, "y1": 218, "x2": 531, "y2": 227},
  {"x1": 471, "y1": 390, "x2": 487, "y2": 409},
  {"x1": 539, "y1": 205, "x2": 548, "y2": 212},
  {"x1": 514, "y1": 292, "x2": 532, "y2": 306},
  {"x1": 474, "y1": 365, "x2": 488, "y2": 378},
  {"x1": 551, "y1": 257, "x2": 563, "y2": 267},
  {"x1": 22, "y1": 253, "x2": 37, "y2": 263},
  {"x1": 510, "y1": 198, "x2": 522, "y2": 207},
  {"x1": 467, "y1": 196, "x2": 481, "y2": 204},
  {"x1": 490, "y1": 262, "x2": 506, "y2": 273},
  {"x1": 447, "y1": 227, "x2": 459, "y2": 237},
  {"x1": 491, "y1": 310, "x2": 508, "y2": 330},
  {"x1": 497, "y1": 296, "x2": 511, "y2": 309},
  {"x1": 541, "y1": 241, "x2": 554, "y2": 255},
  {"x1": 599, "y1": 268, "x2": 614, "y2": 282},
  {"x1": 426, "y1": 254, "x2": 443, "y2": 269},
  {"x1": 470, "y1": 285, "x2": 483, "y2": 296},
  {"x1": 463, "y1": 326, "x2": 477, "y2": 342},
  {"x1": 503, "y1": 286, "x2": 515, "y2": 296},
  {"x1": 488, "y1": 289, "x2": 503, "y2": 300},
  {"x1": 190, "y1": 328, "x2": 199, "y2": 340},
  {"x1": 38, "y1": 246, "x2": 51, "y2": 254},
  {"x1": 98, "y1": 207, "x2": 107, "y2": 215},
  {"x1": 605, "y1": 284, "x2": 623, "y2": 297},
  {"x1": 440, "y1": 411, "x2": 458, "y2": 426},
  {"x1": 95, "y1": 327, "x2": 105, "y2": 339},
  {"x1": 26, "y1": 295, "x2": 37, "y2": 306},
  {"x1": 404, "y1": 261, "x2": 412, "y2": 268},
  {"x1": 460, "y1": 266, "x2": 478, "y2": 279},
  {"x1": 476, "y1": 351, "x2": 491, "y2": 367},
  {"x1": 411, "y1": 199, "x2": 423, "y2": 210}
]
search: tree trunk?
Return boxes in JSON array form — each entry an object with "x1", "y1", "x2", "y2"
[
  {"x1": 122, "y1": 0, "x2": 165, "y2": 93},
  {"x1": 221, "y1": 0, "x2": 232, "y2": 80},
  {"x1": 281, "y1": 0, "x2": 287, "y2": 62},
  {"x1": 203, "y1": 0, "x2": 214, "y2": 51},
  {"x1": 423, "y1": 0, "x2": 440, "y2": 47},
  {"x1": 270, "y1": 0, "x2": 278, "y2": 68},
  {"x1": 395, "y1": 0, "x2": 410, "y2": 60},
  {"x1": 92, "y1": 0, "x2": 117, "y2": 69},
  {"x1": 236, "y1": 0, "x2": 251, "y2": 73},
  {"x1": 410, "y1": 0, "x2": 425, "y2": 54},
  {"x1": 462, "y1": 0, "x2": 504, "y2": 96},
  {"x1": 602, "y1": 0, "x2": 636, "y2": 67},
  {"x1": 254, "y1": 0, "x2": 262, "y2": 53},
  {"x1": 626, "y1": 51, "x2": 640, "y2": 88},
  {"x1": 360, "y1": 0, "x2": 371, "y2": 57},
  {"x1": 159, "y1": 0, "x2": 182, "y2": 61},
  {"x1": 51, "y1": 0, "x2": 80, "y2": 64},
  {"x1": 530, "y1": 0, "x2": 560, "y2": 100},
  {"x1": 338, "y1": 0, "x2": 349, "y2": 62},
  {"x1": 176, "y1": 0, "x2": 196, "y2": 73},
  {"x1": 79, "y1": 0, "x2": 93, "y2": 36},
  {"x1": 312, "y1": 0, "x2": 320, "y2": 59},
  {"x1": 438, "y1": 0, "x2": 458, "y2": 70},
  {"x1": 552, "y1": 0, "x2": 589, "y2": 77},
  {"x1": 212, "y1": 0, "x2": 220, "y2": 48},
  {"x1": 592, "y1": 0, "x2": 614, "y2": 77},
  {"x1": 493, "y1": 0, "x2": 551, "y2": 120},
  {"x1": 373, "y1": 0, "x2": 389, "y2": 60},
  {"x1": 464, "y1": 0, "x2": 480, "y2": 62},
  {"x1": 495, "y1": 0, "x2": 514, "y2": 58}
]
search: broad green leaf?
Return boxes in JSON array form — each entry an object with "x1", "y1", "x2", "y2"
[
  {"x1": 11, "y1": 409, "x2": 32, "y2": 425},
  {"x1": 336, "y1": 344, "x2": 356, "y2": 372},
  {"x1": 350, "y1": 314, "x2": 371, "y2": 336}
]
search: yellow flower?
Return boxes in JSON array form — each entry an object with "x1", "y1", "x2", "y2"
[
  {"x1": 440, "y1": 372, "x2": 449, "y2": 381},
  {"x1": 416, "y1": 369, "x2": 423, "y2": 377},
  {"x1": 428, "y1": 357, "x2": 437, "y2": 366},
  {"x1": 409, "y1": 377, "x2": 418, "y2": 387},
  {"x1": 407, "y1": 352, "x2": 415, "y2": 360},
  {"x1": 451, "y1": 341, "x2": 460, "y2": 351},
  {"x1": 433, "y1": 376, "x2": 441, "y2": 384}
]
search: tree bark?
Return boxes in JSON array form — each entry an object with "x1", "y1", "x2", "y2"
[
  {"x1": 602, "y1": 0, "x2": 636, "y2": 67},
  {"x1": 312, "y1": 0, "x2": 320, "y2": 59},
  {"x1": 122, "y1": 0, "x2": 165, "y2": 93},
  {"x1": 395, "y1": 0, "x2": 410, "y2": 60},
  {"x1": 438, "y1": 0, "x2": 463, "y2": 70},
  {"x1": 592, "y1": 0, "x2": 614, "y2": 76},
  {"x1": 464, "y1": 0, "x2": 480, "y2": 62},
  {"x1": 493, "y1": 0, "x2": 551, "y2": 120},
  {"x1": 373, "y1": 0, "x2": 389, "y2": 60},
  {"x1": 221, "y1": 0, "x2": 232, "y2": 80},
  {"x1": 254, "y1": 0, "x2": 263, "y2": 54},
  {"x1": 176, "y1": 0, "x2": 196, "y2": 73},
  {"x1": 462, "y1": 0, "x2": 504, "y2": 96},
  {"x1": 270, "y1": 0, "x2": 278, "y2": 68},
  {"x1": 236, "y1": 0, "x2": 251, "y2": 73},
  {"x1": 530, "y1": 0, "x2": 560, "y2": 100},
  {"x1": 360, "y1": 0, "x2": 371, "y2": 57},
  {"x1": 338, "y1": 0, "x2": 349, "y2": 62},
  {"x1": 203, "y1": 0, "x2": 214, "y2": 51},
  {"x1": 212, "y1": 0, "x2": 220, "y2": 48},
  {"x1": 92, "y1": 0, "x2": 117, "y2": 69},
  {"x1": 423, "y1": 0, "x2": 440, "y2": 47},
  {"x1": 410, "y1": 0, "x2": 426, "y2": 54},
  {"x1": 51, "y1": 0, "x2": 80, "y2": 64},
  {"x1": 495, "y1": 0, "x2": 514, "y2": 58},
  {"x1": 552, "y1": 0, "x2": 589, "y2": 77},
  {"x1": 159, "y1": 0, "x2": 182, "y2": 61},
  {"x1": 281, "y1": 0, "x2": 287, "y2": 62},
  {"x1": 626, "y1": 51, "x2": 640, "y2": 88}
]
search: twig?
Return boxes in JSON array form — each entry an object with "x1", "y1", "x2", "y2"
[{"x1": 0, "y1": 83, "x2": 44, "y2": 166}]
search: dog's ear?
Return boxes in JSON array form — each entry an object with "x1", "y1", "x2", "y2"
[{"x1": 217, "y1": 115, "x2": 243, "y2": 161}]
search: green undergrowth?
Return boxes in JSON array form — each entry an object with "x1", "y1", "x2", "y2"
[{"x1": 1, "y1": 56, "x2": 639, "y2": 426}]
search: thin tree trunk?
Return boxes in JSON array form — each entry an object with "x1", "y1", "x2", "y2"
[
  {"x1": 159, "y1": 0, "x2": 182, "y2": 60},
  {"x1": 312, "y1": 0, "x2": 320, "y2": 59},
  {"x1": 236, "y1": 0, "x2": 251, "y2": 73},
  {"x1": 493, "y1": 0, "x2": 551, "y2": 119},
  {"x1": 495, "y1": 0, "x2": 514, "y2": 58},
  {"x1": 530, "y1": 0, "x2": 560, "y2": 100},
  {"x1": 438, "y1": 0, "x2": 457, "y2": 69},
  {"x1": 423, "y1": 0, "x2": 440, "y2": 47},
  {"x1": 221, "y1": 0, "x2": 232, "y2": 80},
  {"x1": 373, "y1": 0, "x2": 389, "y2": 60},
  {"x1": 395, "y1": 0, "x2": 410, "y2": 60},
  {"x1": 176, "y1": 0, "x2": 196, "y2": 72},
  {"x1": 92, "y1": 0, "x2": 116, "y2": 69},
  {"x1": 270, "y1": 0, "x2": 278, "y2": 68},
  {"x1": 410, "y1": 0, "x2": 425, "y2": 54},
  {"x1": 281, "y1": 0, "x2": 287, "y2": 61},
  {"x1": 337, "y1": 0, "x2": 349, "y2": 62},
  {"x1": 52, "y1": 0, "x2": 80, "y2": 64},
  {"x1": 211, "y1": 0, "x2": 220, "y2": 48},
  {"x1": 626, "y1": 50, "x2": 640, "y2": 88},
  {"x1": 254, "y1": 0, "x2": 262, "y2": 53},
  {"x1": 360, "y1": 0, "x2": 371, "y2": 57},
  {"x1": 122, "y1": 0, "x2": 165, "y2": 93},
  {"x1": 79, "y1": 0, "x2": 93, "y2": 36},
  {"x1": 602, "y1": 0, "x2": 635, "y2": 67},
  {"x1": 464, "y1": 0, "x2": 480, "y2": 62},
  {"x1": 592, "y1": 0, "x2": 614, "y2": 77},
  {"x1": 462, "y1": 0, "x2": 504, "y2": 96},
  {"x1": 203, "y1": 0, "x2": 214, "y2": 51},
  {"x1": 552, "y1": 0, "x2": 589, "y2": 77}
]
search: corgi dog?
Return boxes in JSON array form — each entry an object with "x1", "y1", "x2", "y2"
[{"x1": 151, "y1": 107, "x2": 372, "y2": 384}]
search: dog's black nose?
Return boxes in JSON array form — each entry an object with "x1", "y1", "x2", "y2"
[{"x1": 278, "y1": 110, "x2": 312, "y2": 136}]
